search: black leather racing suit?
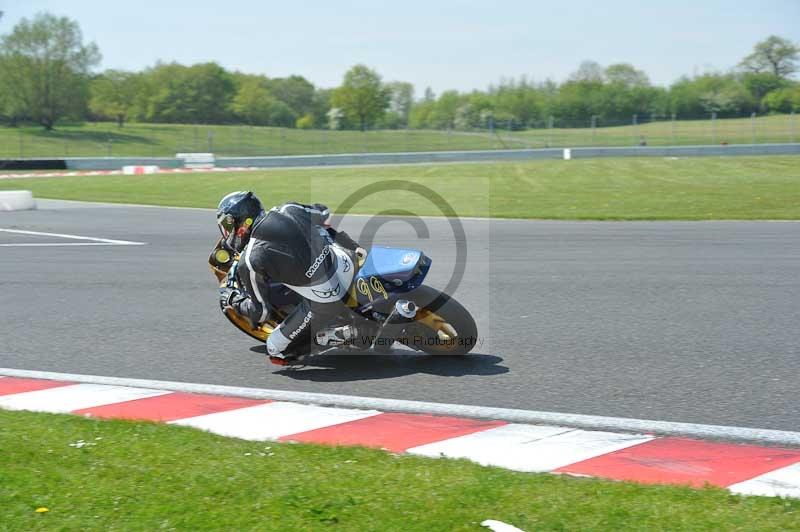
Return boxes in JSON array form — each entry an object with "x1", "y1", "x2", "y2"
[{"x1": 229, "y1": 202, "x2": 360, "y2": 357}]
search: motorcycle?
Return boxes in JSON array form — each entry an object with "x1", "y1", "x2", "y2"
[{"x1": 209, "y1": 239, "x2": 478, "y2": 357}]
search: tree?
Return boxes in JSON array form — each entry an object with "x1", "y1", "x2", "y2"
[
  {"x1": 265, "y1": 100, "x2": 296, "y2": 127},
  {"x1": 408, "y1": 100, "x2": 436, "y2": 129},
  {"x1": 265, "y1": 75, "x2": 315, "y2": 116},
  {"x1": 331, "y1": 65, "x2": 391, "y2": 130},
  {"x1": 739, "y1": 35, "x2": 799, "y2": 78},
  {"x1": 232, "y1": 78, "x2": 276, "y2": 125},
  {"x1": 143, "y1": 62, "x2": 236, "y2": 123},
  {"x1": 310, "y1": 88, "x2": 333, "y2": 128},
  {"x1": 569, "y1": 60, "x2": 605, "y2": 83},
  {"x1": 0, "y1": 13, "x2": 100, "y2": 129},
  {"x1": 604, "y1": 64, "x2": 649, "y2": 88},
  {"x1": 0, "y1": 55, "x2": 27, "y2": 125},
  {"x1": 491, "y1": 78, "x2": 543, "y2": 127},
  {"x1": 296, "y1": 113, "x2": 314, "y2": 129},
  {"x1": 430, "y1": 90, "x2": 461, "y2": 129},
  {"x1": 387, "y1": 81, "x2": 415, "y2": 127},
  {"x1": 453, "y1": 91, "x2": 493, "y2": 130},
  {"x1": 741, "y1": 72, "x2": 788, "y2": 107},
  {"x1": 668, "y1": 73, "x2": 755, "y2": 118},
  {"x1": 327, "y1": 107, "x2": 344, "y2": 130},
  {"x1": 89, "y1": 70, "x2": 139, "y2": 127},
  {"x1": 762, "y1": 85, "x2": 800, "y2": 113}
]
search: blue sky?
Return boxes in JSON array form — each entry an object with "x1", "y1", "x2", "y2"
[{"x1": 1, "y1": 0, "x2": 798, "y2": 93}]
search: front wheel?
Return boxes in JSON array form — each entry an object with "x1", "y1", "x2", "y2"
[{"x1": 400, "y1": 286, "x2": 478, "y2": 355}]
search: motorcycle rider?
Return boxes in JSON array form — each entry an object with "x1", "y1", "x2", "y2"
[{"x1": 216, "y1": 191, "x2": 363, "y2": 365}]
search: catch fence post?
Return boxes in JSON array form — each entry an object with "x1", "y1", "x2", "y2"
[
  {"x1": 711, "y1": 112, "x2": 717, "y2": 144},
  {"x1": 632, "y1": 114, "x2": 638, "y2": 144},
  {"x1": 671, "y1": 113, "x2": 676, "y2": 144},
  {"x1": 547, "y1": 116, "x2": 554, "y2": 148},
  {"x1": 790, "y1": 111, "x2": 796, "y2": 144},
  {"x1": 591, "y1": 115, "x2": 597, "y2": 145},
  {"x1": 193, "y1": 126, "x2": 199, "y2": 152},
  {"x1": 651, "y1": 113, "x2": 657, "y2": 144},
  {"x1": 107, "y1": 135, "x2": 112, "y2": 157},
  {"x1": 207, "y1": 130, "x2": 214, "y2": 153},
  {"x1": 750, "y1": 112, "x2": 756, "y2": 144},
  {"x1": 19, "y1": 129, "x2": 24, "y2": 158}
]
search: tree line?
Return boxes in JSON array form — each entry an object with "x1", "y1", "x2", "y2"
[{"x1": 0, "y1": 13, "x2": 799, "y2": 131}]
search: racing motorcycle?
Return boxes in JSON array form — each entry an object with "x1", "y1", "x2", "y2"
[{"x1": 209, "y1": 239, "x2": 478, "y2": 357}]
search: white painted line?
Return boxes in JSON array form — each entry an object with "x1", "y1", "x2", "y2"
[
  {"x1": 171, "y1": 401, "x2": 380, "y2": 440},
  {"x1": 0, "y1": 383, "x2": 169, "y2": 413},
  {"x1": 408, "y1": 424, "x2": 653, "y2": 472},
  {"x1": 0, "y1": 243, "x2": 143, "y2": 247},
  {"x1": 26, "y1": 198, "x2": 800, "y2": 224},
  {"x1": 481, "y1": 520, "x2": 525, "y2": 532},
  {"x1": 1, "y1": 368, "x2": 799, "y2": 446},
  {"x1": 728, "y1": 462, "x2": 800, "y2": 498},
  {"x1": 0, "y1": 228, "x2": 146, "y2": 246}
]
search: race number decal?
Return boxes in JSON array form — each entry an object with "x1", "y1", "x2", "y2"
[
  {"x1": 356, "y1": 276, "x2": 388, "y2": 302},
  {"x1": 357, "y1": 278, "x2": 372, "y2": 302},
  {"x1": 370, "y1": 277, "x2": 388, "y2": 300}
]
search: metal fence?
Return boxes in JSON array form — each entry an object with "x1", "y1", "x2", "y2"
[{"x1": 1, "y1": 112, "x2": 797, "y2": 159}]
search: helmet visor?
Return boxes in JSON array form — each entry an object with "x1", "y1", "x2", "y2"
[{"x1": 217, "y1": 213, "x2": 236, "y2": 238}]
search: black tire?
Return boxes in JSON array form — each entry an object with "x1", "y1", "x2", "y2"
[{"x1": 403, "y1": 286, "x2": 478, "y2": 355}]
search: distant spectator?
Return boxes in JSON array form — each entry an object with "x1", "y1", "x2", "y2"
[{"x1": 638, "y1": 136, "x2": 648, "y2": 146}]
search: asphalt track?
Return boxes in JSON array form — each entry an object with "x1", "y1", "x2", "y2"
[{"x1": 1, "y1": 200, "x2": 798, "y2": 431}]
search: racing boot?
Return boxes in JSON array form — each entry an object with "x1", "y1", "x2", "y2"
[
  {"x1": 315, "y1": 325, "x2": 358, "y2": 347},
  {"x1": 268, "y1": 351, "x2": 306, "y2": 366}
]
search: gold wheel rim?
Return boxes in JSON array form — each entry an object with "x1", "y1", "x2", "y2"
[{"x1": 414, "y1": 308, "x2": 461, "y2": 353}]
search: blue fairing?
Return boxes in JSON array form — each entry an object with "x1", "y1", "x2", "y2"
[{"x1": 355, "y1": 246, "x2": 431, "y2": 299}]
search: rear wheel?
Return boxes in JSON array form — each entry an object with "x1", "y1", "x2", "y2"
[{"x1": 402, "y1": 286, "x2": 478, "y2": 355}]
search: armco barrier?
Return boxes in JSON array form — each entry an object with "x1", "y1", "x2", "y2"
[
  {"x1": 65, "y1": 157, "x2": 180, "y2": 171},
  {"x1": 570, "y1": 143, "x2": 800, "y2": 158},
  {"x1": 0, "y1": 159, "x2": 67, "y2": 171},
  {"x1": 214, "y1": 143, "x2": 800, "y2": 168},
  {"x1": 3, "y1": 144, "x2": 798, "y2": 172},
  {"x1": 215, "y1": 148, "x2": 564, "y2": 168}
]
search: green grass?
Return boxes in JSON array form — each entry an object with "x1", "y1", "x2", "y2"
[
  {"x1": 516, "y1": 113, "x2": 800, "y2": 148},
  {"x1": 1, "y1": 156, "x2": 799, "y2": 220},
  {"x1": 1, "y1": 409, "x2": 798, "y2": 531},
  {"x1": 0, "y1": 114, "x2": 797, "y2": 158},
  {"x1": 0, "y1": 123, "x2": 507, "y2": 158}
]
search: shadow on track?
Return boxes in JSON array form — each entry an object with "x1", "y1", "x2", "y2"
[{"x1": 248, "y1": 345, "x2": 508, "y2": 382}]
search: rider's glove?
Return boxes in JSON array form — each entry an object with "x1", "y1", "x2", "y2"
[{"x1": 219, "y1": 287, "x2": 239, "y2": 310}]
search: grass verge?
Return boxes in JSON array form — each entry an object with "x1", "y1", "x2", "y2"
[
  {"x1": 1, "y1": 409, "x2": 798, "y2": 530},
  {"x1": 0, "y1": 114, "x2": 797, "y2": 158},
  {"x1": 1, "y1": 156, "x2": 799, "y2": 220}
]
